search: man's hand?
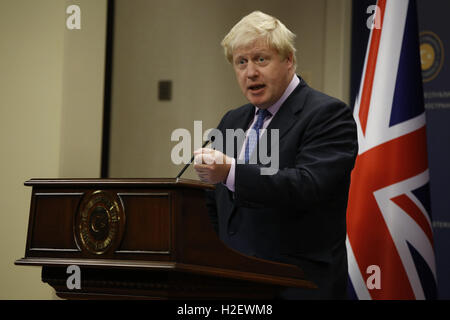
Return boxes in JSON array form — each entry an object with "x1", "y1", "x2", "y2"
[{"x1": 193, "y1": 148, "x2": 233, "y2": 184}]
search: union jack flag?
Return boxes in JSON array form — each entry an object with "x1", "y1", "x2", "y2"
[{"x1": 346, "y1": 0, "x2": 437, "y2": 299}]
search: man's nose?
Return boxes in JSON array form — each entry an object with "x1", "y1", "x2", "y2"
[{"x1": 246, "y1": 61, "x2": 259, "y2": 79}]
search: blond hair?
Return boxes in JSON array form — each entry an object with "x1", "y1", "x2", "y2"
[{"x1": 221, "y1": 11, "x2": 297, "y2": 69}]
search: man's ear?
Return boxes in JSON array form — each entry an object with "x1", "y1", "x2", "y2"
[{"x1": 285, "y1": 52, "x2": 294, "y2": 68}]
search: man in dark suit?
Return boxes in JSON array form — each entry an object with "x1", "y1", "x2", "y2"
[{"x1": 194, "y1": 11, "x2": 358, "y2": 299}]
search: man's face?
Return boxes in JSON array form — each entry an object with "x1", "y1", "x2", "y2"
[{"x1": 232, "y1": 38, "x2": 294, "y2": 109}]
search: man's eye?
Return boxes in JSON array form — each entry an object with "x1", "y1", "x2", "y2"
[
  {"x1": 239, "y1": 59, "x2": 246, "y2": 65},
  {"x1": 256, "y1": 56, "x2": 268, "y2": 64}
]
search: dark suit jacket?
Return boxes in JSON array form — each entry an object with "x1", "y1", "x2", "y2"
[{"x1": 206, "y1": 76, "x2": 358, "y2": 299}]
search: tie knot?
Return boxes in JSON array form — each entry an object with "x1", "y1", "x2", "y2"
[{"x1": 257, "y1": 109, "x2": 271, "y2": 121}]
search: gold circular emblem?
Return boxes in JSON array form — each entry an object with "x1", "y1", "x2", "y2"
[
  {"x1": 420, "y1": 43, "x2": 435, "y2": 71},
  {"x1": 75, "y1": 190, "x2": 125, "y2": 255},
  {"x1": 420, "y1": 31, "x2": 445, "y2": 83}
]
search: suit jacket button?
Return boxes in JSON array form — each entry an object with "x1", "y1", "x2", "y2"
[{"x1": 228, "y1": 230, "x2": 236, "y2": 236}]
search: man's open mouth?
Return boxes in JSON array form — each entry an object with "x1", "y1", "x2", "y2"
[{"x1": 248, "y1": 84, "x2": 266, "y2": 91}]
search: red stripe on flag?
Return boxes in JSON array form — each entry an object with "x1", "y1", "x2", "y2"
[
  {"x1": 347, "y1": 126, "x2": 428, "y2": 299},
  {"x1": 391, "y1": 194, "x2": 434, "y2": 246},
  {"x1": 358, "y1": 0, "x2": 387, "y2": 135}
]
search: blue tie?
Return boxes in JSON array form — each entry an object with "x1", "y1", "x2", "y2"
[{"x1": 245, "y1": 109, "x2": 271, "y2": 163}]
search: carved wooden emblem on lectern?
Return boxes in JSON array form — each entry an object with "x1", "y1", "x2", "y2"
[{"x1": 75, "y1": 190, "x2": 125, "y2": 255}]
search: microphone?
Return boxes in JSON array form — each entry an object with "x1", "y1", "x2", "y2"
[{"x1": 176, "y1": 137, "x2": 215, "y2": 179}]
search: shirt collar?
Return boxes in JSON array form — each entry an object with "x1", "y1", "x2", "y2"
[{"x1": 254, "y1": 74, "x2": 300, "y2": 116}]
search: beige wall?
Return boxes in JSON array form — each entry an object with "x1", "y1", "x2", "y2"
[
  {"x1": 109, "y1": 0, "x2": 352, "y2": 180},
  {"x1": 324, "y1": 0, "x2": 352, "y2": 103},
  {"x1": 0, "y1": 0, "x2": 106, "y2": 299},
  {"x1": 59, "y1": 0, "x2": 107, "y2": 178}
]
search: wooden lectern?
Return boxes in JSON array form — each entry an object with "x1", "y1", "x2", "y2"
[{"x1": 15, "y1": 178, "x2": 315, "y2": 299}]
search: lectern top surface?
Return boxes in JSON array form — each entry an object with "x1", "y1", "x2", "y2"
[{"x1": 24, "y1": 178, "x2": 215, "y2": 189}]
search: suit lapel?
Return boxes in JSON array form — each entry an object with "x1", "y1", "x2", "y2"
[
  {"x1": 266, "y1": 77, "x2": 308, "y2": 137},
  {"x1": 226, "y1": 104, "x2": 255, "y2": 159},
  {"x1": 230, "y1": 104, "x2": 255, "y2": 131},
  {"x1": 259, "y1": 77, "x2": 309, "y2": 157}
]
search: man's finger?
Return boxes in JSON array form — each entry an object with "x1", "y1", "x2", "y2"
[
  {"x1": 193, "y1": 163, "x2": 212, "y2": 171},
  {"x1": 202, "y1": 153, "x2": 215, "y2": 165},
  {"x1": 194, "y1": 153, "x2": 216, "y2": 165},
  {"x1": 194, "y1": 148, "x2": 213, "y2": 155},
  {"x1": 194, "y1": 153, "x2": 203, "y2": 164}
]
